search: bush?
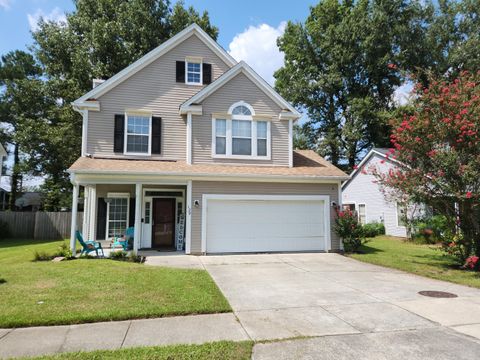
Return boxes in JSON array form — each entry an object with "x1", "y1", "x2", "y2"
[
  {"x1": 362, "y1": 222, "x2": 385, "y2": 238},
  {"x1": 0, "y1": 219, "x2": 11, "y2": 240},
  {"x1": 33, "y1": 242, "x2": 73, "y2": 261},
  {"x1": 110, "y1": 250, "x2": 144, "y2": 263},
  {"x1": 334, "y1": 208, "x2": 366, "y2": 253},
  {"x1": 412, "y1": 215, "x2": 450, "y2": 244}
]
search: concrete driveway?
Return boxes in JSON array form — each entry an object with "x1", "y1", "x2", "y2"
[{"x1": 147, "y1": 252, "x2": 480, "y2": 359}]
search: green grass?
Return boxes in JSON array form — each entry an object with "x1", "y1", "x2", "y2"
[
  {"x1": 0, "y1": 239, "x2": 231, "y2": 328},
  {"x1": 29, "y1": 341, "x2": 254, "y2": 360},
  {"x1": 350, "y1": 236, "x2": 480, "y2": 288}
]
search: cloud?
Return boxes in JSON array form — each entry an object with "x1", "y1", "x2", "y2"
[
  {"x1": 228, "y1": 22, "x2": 286, "y2": 85},
  {"x1": 0, "y1": 0, "x2": 11, "y2": 10},
  {"x1": 27, "y1": 7, "x2": 66, "y2": 31},
  {"x1": 393, "y1": 82, "x2": 414, "y2": 106}
]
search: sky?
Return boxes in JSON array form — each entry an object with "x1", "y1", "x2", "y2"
[{"x1": 0, "y1": 0, "x2": 320, "y2": 84}]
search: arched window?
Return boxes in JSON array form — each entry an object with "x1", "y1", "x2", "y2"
[{"x1": 213, "y1": 101, "x2": 270, "y2": 159}]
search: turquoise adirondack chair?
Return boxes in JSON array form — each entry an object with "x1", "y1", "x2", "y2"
[
  {"x1": 112, "y1": 227, "x2": 134, "y2": 251},
  {"x1": 76, "y1": 231, "x2": 105, "y2": 257}
]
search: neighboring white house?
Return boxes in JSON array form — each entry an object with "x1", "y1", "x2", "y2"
[
  {"x1": 0, "y1": 143, "x2": 6, "y2": 177},
  {"x1": 342, "y1": 148, "x2": 410, "y2": 237}
]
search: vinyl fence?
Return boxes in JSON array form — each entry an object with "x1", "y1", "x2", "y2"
[{"x1": 0, "y1": 212, "x2": 83, "y2": 240}]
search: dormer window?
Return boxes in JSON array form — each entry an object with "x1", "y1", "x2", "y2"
[
  {"x1": 212, "y1": 101, "x2": 271, "y2": 160},
  {"x1": 176, "y1": 58, "x2": 212, "y2": 85}
]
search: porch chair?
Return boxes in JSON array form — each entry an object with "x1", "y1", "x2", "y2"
[
  {"x1": 76, "y1": 231, "x2": 105, "y2": 257},
  {"x1": 111, "y1": 227, "x2": 134, "y2": 251}
]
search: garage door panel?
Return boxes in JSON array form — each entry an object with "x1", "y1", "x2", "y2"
[{"x1": 205, "y1": 198, "x2": 327, "y2": 253}]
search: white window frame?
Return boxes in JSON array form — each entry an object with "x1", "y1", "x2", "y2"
[
  {"x1": 211, "y1": 101, "x2": 271, "y2": 160},
  {"x1": 124, "y1": 112, "x2": 152, "y2": 156},
  {"x1": 396, "y1": 202, "x2": 407, "y2": 227},
  {"x1": 105, "y1": 192, "x2": 130, "y2": 240},
  {"x1": 185, "y1": 57, "x2": 203, "y2": 86},
  {"x1": 358, "y1": 203, "x2": 367, "y2": 225}
]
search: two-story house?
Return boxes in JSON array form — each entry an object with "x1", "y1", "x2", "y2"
[{"x1": 69, "y1": 24, "x2": 348, "y2": 255}]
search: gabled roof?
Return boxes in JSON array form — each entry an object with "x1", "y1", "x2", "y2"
[
  {"x1": 180, "y1": 61, "x2": 301, "y2": 118},
  {"x1": 342, "y1": 148, "x2": 401, "y2": 189},
  {"x1": 73, "y1": 24, "x2": 237, "y2": 109}
]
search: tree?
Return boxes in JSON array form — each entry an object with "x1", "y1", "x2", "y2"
[
  {"x1": 371, "y1": 71, "x2": 480, "y2": 267},
  {"x1": 0, "y1": 51, "x2": 50, "y2": 209},
  {"x1": 25, "y1": 0, "x2": 218, "y2": 209},
  {"x1": 275, "y1": 0, "x2": 431, "y2": 168}
]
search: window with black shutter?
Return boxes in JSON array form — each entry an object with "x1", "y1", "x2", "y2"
[
  {"x1": 114, "y1": 114, "x2": 125, "y2": 153},
  {"x1": 176, "y1": 61, "x2": 185, "y2": 83},
  {"x1": 151, "y1": 117, "x2": 162, "y2": 154},
  {"x1": 203, "y1": 63, "x2": 212, "y2": 84}
]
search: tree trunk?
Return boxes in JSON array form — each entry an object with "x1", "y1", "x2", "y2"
[{"x1": 9, "y1": 144, "x2": 21, "y2": 211}]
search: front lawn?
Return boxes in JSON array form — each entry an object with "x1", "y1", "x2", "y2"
[
  {"x1": 30, "y1": 341, "x2": 253, "y2": 360},
  {"x1": 0, "y1": 239, "x2": 230, "y2": 328},
  {"x1": 350, "y1": 236, "x2": 480, "y2": 288}
]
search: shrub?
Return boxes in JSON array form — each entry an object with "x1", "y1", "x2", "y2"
[
  {"x1": 465, "y1": 255, "x2": 479, "y2": 271},
  {"x1": 110, "y1": 250, "x2": 144, "y2": 263},
  {"x1": 334, "y1": 208, "x2": 366, "y2": 253},
  {"x1": 0, "y1": 219, "x2": 10, "y2": 239},
  {"x1": 33, "y1": 242, "x2": 73, "y2": 261},
  {"x1": 412, "y1": 215, "x2": 450, "y2": 244},
  {"x1": 33, "y1": 251, "x2": 54, "y2": 261},
  {"x1": 363, "y1": 222, "x2": 385, "y2": 238}
]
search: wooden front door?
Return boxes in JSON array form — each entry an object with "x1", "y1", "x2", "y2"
[{"x1": 152, "y1": 198, "x2": 176, "y2": 249}]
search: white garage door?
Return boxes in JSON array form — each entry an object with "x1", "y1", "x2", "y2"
[{"x1": 204, "y1": 195, "x2": 329, "y2": 253}]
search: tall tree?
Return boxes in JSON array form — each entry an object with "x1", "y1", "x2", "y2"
[
  {"x1": 0, "y1": 51, "x2": 50, "y2": 209},
  {"x1": 277, "y1": 0, "x2": 480, "y2": 170},
  {"x1": 26, "y1": 0, "x2": 218, "y2": 209}
]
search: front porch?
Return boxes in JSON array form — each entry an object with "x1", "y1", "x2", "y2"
[{"x1": 70, "y1": 182, "x2": 191, "y2": 255}]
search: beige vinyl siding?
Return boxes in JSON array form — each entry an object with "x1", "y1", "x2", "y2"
[
  {"x1": 192, "y1": 73, "x2": 289, "y2": 166},
  {"x1": 87, "y1": 34, "x2": 230, "y2": 160},
  {"x1": 190, "y1": 181, "x2": 340, "y2": 253}
]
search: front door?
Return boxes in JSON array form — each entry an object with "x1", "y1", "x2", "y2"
[{"x1": 152, "y1": 198, "x2": 176, "y2": 249}]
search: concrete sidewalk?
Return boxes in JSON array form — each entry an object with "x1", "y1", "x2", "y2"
[{"x1": 0, "y1": 313, "x2": 249, "y2": 359}]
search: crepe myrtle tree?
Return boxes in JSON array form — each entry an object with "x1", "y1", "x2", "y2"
[{"x1": 370, "y1": 70, "x2": 480, "y2": 269}]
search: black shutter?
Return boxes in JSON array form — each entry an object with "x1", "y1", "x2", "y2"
[
  {"x1": 114, "y1": 114, "x2": 125, "y2": 153},
  {"x1": 176, "y1": 61, "x2": 185, "y2": 82},
  {"x1": 129, "y1": 198, "x2": 135, "y2": 227},
  {"x1": 151, "y1": 117, "x2": 162, "y2": 154},
  {"x1": 203, "y1": 63, "x2": 212, "y2": 84},
  {"x1": 96, "y1": 198, "x2": 107, "y2": 240}
]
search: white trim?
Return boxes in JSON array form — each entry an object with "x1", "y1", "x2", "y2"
[
  {"x1": 181, "y1": 61, "x2": 301, "y2": 118},
  {"x1": 124, "y1": 113, "x2": 152, "y2": 156},
  {"x1": 73, "y1": 101, "x2": 100, "y2": 111},
  {"x1": 81, "y1": 110, "x2": 88, "y2": 157},
  {"x1": 185, "y1": 57, "x2": 203, "y2": 86},
  {"x1": 185, "y1": 180, "x2": 192, "y2": 254},
  {"x1": 201, "y1": 194, "x2": 331, "y2": 253},
  {"x1": 212, "y1": 106, "x2": 271, "y2": 160},
  {"x1": 337, "y1": 180, "x2": 343, "y2": 251},
  {"x1": 134, "y1": 184, "x2": 142, "y2": 253},
  {"x1": 395, "y1": 202, "x2": 407, "y2": 228},
  {"x1": 180, "y1": 104, "x2": 202, "y2": 115},
  {"x1": 70, "y1": 184, "x2": 79, "y2": 253},
  {"x1": 228, "y1": 101, "x2": 255, "y2": 116},
  {"x1": 73, "y1": 24, "x2": 236, "y2": 107},
  {"x1": 357, "y1": 203, "x2": 367, "y2": 225},
  {"x1": 89, "y1": 185, "x2": 97, "y2": 240},
  {"x1": 105, "y1": 193, "x2": 130, "y2": 240},
  {"x1": 279, "y1": 111, "x2": 299, "y2": 120},
  {"x1": 288, "y1": 119, "x2": 293, "y2": 168},
  {"x1": 186, "y1": 112, "x2": 192, "y2": 165}
]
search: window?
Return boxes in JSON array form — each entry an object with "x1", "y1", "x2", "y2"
[
  {"x1": 144, "y1": 201, "x2": 150, "y2": 224},
  {"x1": 232, "y1": 120, "x2": 252, "y2": 155},
  {"x1": 358, "y1": 204, "x2": 366, "y2": 225},
  {"x1": 397, "y1": 203, "x2": 407, "y2": 227},
  {"x1": 125, "y1": 115, "x2": 151, "y2": 154},
  {"x1": 212, "y1": 102, "x2": 271, "y2": 159},
  {"x1": 215, "y1": 119, "x2": 226, "y2": 155},
  {"x1": 186, "y1": 60, "x2": 202, "y2": 85},
  {"x1": 106, "y1": 195, "x2": 129, "y2": 238}
]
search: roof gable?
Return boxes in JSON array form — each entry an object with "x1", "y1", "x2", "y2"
[
  {"x1": 73, "y1": 24, "x2": 237, "y2": 109},
  {"x1": 180, "y1": 61, "x2": 301, "y2": 118},
  {"x1": 342, "y1": 148, "x2": 399, "y2": 189}
]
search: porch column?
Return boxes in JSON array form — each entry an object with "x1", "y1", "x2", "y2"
[
  {"x1": 185, "y1": 180, "x2": 192, "y2": 254},
  {"x1": 82, "y1": 186, "x2": 90, "y2": 239},
  {"x1": 88, "y1": 185, "x2": 97, "y2": 240},
  {"x1": 70, "y1": 183, "x2": 80, "y2": 254},
  {"x1": 133, "y1": 183, "x2": 142, "y2": 253}
]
